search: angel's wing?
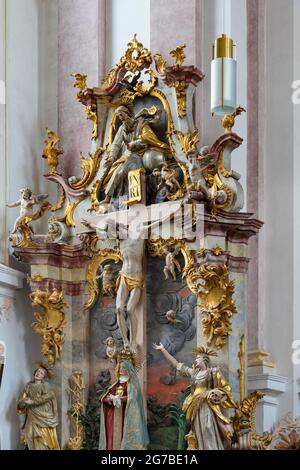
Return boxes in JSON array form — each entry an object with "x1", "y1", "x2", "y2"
[
  {"x1": 36, "y1": 194, "x2": 48, "y2": 202},
  {"x1": 174, "y1": 258, "x2": 181, "y2": 273},
  {"x1": 197, "y1": 153, "x2": 218, "y2": 170}
]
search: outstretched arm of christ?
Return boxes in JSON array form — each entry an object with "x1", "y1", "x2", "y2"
[{"x1": 140, "y1": 203, "x2": 183, "y2": 237}]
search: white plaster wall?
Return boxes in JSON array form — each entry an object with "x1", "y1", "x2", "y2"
[
  {"x1": 0, "y1": 0, "x2": 7, "y2": 264},
  {"x1": 0, "y1": 0, "x2": 59, "y2": 449},
  {"x1": 0, "y1": 281, "x2": 40, "y2": 450},
  {"x1": 263, "y1": 0, "x2": 294, "y2": 419},
  {"x1": 107, "y1": 0, "x2": 150, "y2": 68},
  {"x1": 6, "y1": 0, "x2": 58, "y2": 236},
  {"x1": 293, "y1": 0, "x2": 300, "y2": 416}
]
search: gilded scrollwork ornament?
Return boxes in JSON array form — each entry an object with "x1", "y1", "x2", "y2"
[
  {"x1": 49, "y1": 185, "x2": 66, "y2": 213},
  {"x1": 232, "y1": 337, "x2": 272, "y2": 450},
  {"x1": 233, "y1": 391, "x2": 272, "y2": 450},
  {"x1": 49, "y1": 195, "x2": 86, "y2": 228},
  {"x1": 100, "y1": 34, "x2": 152, "y2": 92},
  {"x1": 71, "y1": 73, "x2": 87, "y2": 100},
  {"x1": 211, "y1": 245, "x2": 224, "y2": 256},
  {"x1": 116, "y1": 69, "x2": 157, "y2": 106},
  {"x1": 85, "y1": 248, "x2": 122, "y2": 309},
  {"x1": 170, "y1": 44, "x2": 187, "y2": 70},
  {"x1": 197, "y1": 264, "x2": 237, "y2": 349},
  {"x1": 68, "y1": 147, "x2": 104, "y2": 191},
  {"x1": 174, "y1": 81, "x2": 188, "y2": 118},
  {"x1": 196, "y1": 245, "x2": 225, "y2": 258},
  {"x1": 85, "y1": 104, "x2": 98, "y2": 141},
  {"x1": 237, "y1": 335, "x2": 245, "y2": 401},
  {"x1": 30, "y1": 289, "x2": 68, "y2": 368},
  {"x1": 42, "y1": 128, "x2": 64, "y2": 174},
  {"x1": 119, "y1": 33, "x2": 152, "y2": 72},
  {"x1": 221, "y1": 105, "x2": 246, "y2": 133},
  {"x1": 174, "y1": 129, "x2": 199, "y2": 154}
]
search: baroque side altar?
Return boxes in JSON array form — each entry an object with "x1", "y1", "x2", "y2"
[{"x1": 8, "y1": 36, "x2": 271, "y2": 451}]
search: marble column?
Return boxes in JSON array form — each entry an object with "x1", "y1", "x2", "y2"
[
  {"x1": 58, "y1": 0, "x2": 107, "y2": 178},
  {"x1": 246, "y1": 0, "x2": 266, "y2": 353},
  {"x1": 150, "y1": 0, "x2": 204, "y2": 136}
]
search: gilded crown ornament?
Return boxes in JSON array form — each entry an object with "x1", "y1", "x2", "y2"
[
  {"x1": 192, "y1": 346, "x2": 218, "y2": 357},
  {"x1": 118, "y1": 349, "x2": 135, "y2": 364}
]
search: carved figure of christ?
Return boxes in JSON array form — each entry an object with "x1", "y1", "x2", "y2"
[{"x1": 83, "y1": 202, "x2": 181, "y2": 352}]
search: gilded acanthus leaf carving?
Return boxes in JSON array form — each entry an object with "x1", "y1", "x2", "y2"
[
  {"x1": 30, "y1": 289, "x2": 68, "y2": 367},
  {"x1": 121, "y1": 34, "x2": 152, "y2": 72},
  {"x1": 174, "y1": 81, "x2": 188, "y2": 118},
  {"x1": 71, "y1": 73, "x2": 87, "y2": 100},
  {"x1": 85, "y1": 104, "x2": 98, "y2": 141},
  {"x1": 116, "y1": 70, "x2": 157, "y2": 106},
  {"x1": 49, "y1": 196, "x2": 86, "y2": 228},
  {"x1": 153, "y1": 53, "x2": 167, "y2": 76},
  {"x1": 233, "y1": 391, "x2": 272, "y2": 450},
  {"x1": 197, "y1": 264, "x2": 237, "y2": 349},
  {"x1": 174, "y1": 129, "x2": 199, "y2": 154},
  {"x1": 211, "y1": 245, "x2": 224, "y2": 256},
  {"x1": 221, "y1": 105, "x2": 246, "y2": 133},
  {"x1": 42, "y1": 128, "x2": 64, "y2": 174},
  {"x1": 170, "y1": 44, "x2": 186, "y2": 70},
  {"x1": 69, "y1": 148, "x2": 104, "y2": 191},
  {"x1": 100, "y1": 34, "x2": 152, "y2": 91}
]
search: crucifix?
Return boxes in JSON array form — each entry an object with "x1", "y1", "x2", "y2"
[{"x1": 82, "y1": 202, "x2": 183, "y2": 353}]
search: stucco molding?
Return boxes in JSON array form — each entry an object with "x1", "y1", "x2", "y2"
[{"x1": 0, "y1": 264, "x2": 25, "y2": 290}]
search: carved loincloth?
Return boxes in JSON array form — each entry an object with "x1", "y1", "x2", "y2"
[{"x1": 116, "y1": 272, "x2": 144, "y2": 291}]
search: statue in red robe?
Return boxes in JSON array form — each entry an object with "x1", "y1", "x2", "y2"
[{"x1": 99, "y1": 360, "x2": 149, "y2": 450}]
